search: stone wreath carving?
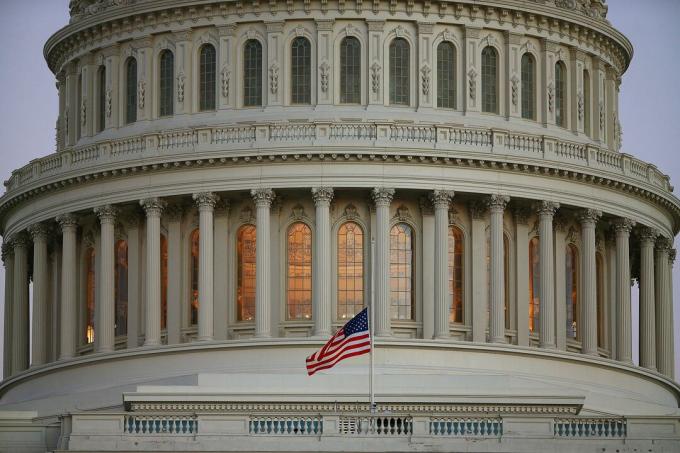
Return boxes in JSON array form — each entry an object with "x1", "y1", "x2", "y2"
[
  {"x1": 137, "y1": 80, "x2": 146, "y2": 109},
  {"x1": 547, "y1": 82, "x2": 555, "y2": 113},
  {"x1": 420, "y1": 64, "x2": 431, "y2": 96},
  {"x1": 511, "y1": 75, "x2": 519, "y2": 106},
  {"x1": 269, "y1": 62, "x2": 279, "y2": 95},
  {"x1": 467, "y1": 67, "x2": 477, "y2": 101},
  {"x1": 319, "y1": 61, "x2": 330, "y2": 93},
  {"x1": 371, "y1": 62, "x2": 381, "y2": 94},
  {"x1": 221, "y1": 65, "x2": 230, "y2": 98},
  {"x1": 177, "y1": 71, "x2": 185, "y2": 102}
]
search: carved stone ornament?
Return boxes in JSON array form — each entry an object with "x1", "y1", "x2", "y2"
[
  {"x1": 486, "y1": 194, "x2": 510, "y2": 212},
  {"x1": 511, "y1": 75, "x2": 519, "y2": 106},
  {"x1": 639, "y1": 226, "x2": 659, "y2": 244},
  {"x1": 614, "y1": 114, "x2": 622, "y2": 151},
  {"x1": 269, "y1": 62, "x2": 279, "y2": 95},
  {"x1": 394, "y1": 25, "x2": 406, "y2": 38},
  {"x1": 137, "y1": 80, "x2": 146, "y2": 109},
  {"x1": 370, "y1": 62, "x2": 381, "y2": 94},
  {"x1": 193, "y1": 192, "x2": 220, "y2": 210},
  {"x1": 140, "y1": 197, "x2": 167, "y2": 217},
  {"x1": 613, "y1": 218, "x2": 636, "y2": 235},
  {"x1": 343, "y1": 204, "x2": 359, "y2": 220},
  {"x1": 599, "y1": 101, "x2": 605, "y2": 131},
  {"x1": 420, "y1": 64, "x2": 431, "y2": 96},
  {"x1": 577, "y1": 208, "x2": 602, "y2": 225},
  {"x1": 468, "y1": 67, "x2": 477, "y2": 101},
  {"x1": 371, "y1": 187, "x2": 395, "y2": 206},
  {"x1": 343, "y1": 23, "x2": 356, "y2": 36},
  {"x1": 394, "y1": 205, "x2": 411, "y2": 222},
  {"x1": 469, "y1": 201, "x2": 487, "y2": 220},
  {"x1": 239, "y1": 206, "x2": 255, "y2": 223},
  {"x1": 177, "y1": 71, "x2": 186, "y2": 103},
  {"x1": 535, "y1": 201, "x2": 560, "y2": 217},
  {"x1": 251, "y1": 188, "x2": 276, "y2": 207},
  {"x1": 311, "y1": 187, "x2": 334, "y2": 205},
  {"x1": 94, "y1": 204, "x2": 119, "y2": 223},
  {"x1": 669, "y1": 248, "x2": 677, "y2": 265},
  {"x1": 290, "y1": 204, "x2": 307, "y2": 220},
  {"x1": 80, "y1": 99, "x2": 87, "y2": 126},
  {"x1": 547, "y1": 82, "x2": 555, "y2": 113},
  {"x1": 28, "y1": 223, "x2": 50, "y2": 241},
  {"x1": 56, "y1": 213, "x2": 78, "y2": 231},
  {"x1": 221, "y1": 65, "x2": 230, "y2": 98},
  {"x1": 319, "y1": 61, "x2": 330, "y2": 93},
  {"x1": 577, "y1": 91, "x2": 584, "y2": 121},
  {"x1": 105, "y1": 87, "x2": 112, "y2": 118},
  {"x1": 430, "y1": 190, "x2": 454, "y2": 209}
]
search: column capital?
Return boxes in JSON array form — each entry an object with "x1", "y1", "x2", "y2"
[
  {"x1": 140, "y1": 197, "x2": 167, "y2": 217},
  {"x1": 577, "y1": 208, "x2": 602, "y2": 225},
  {"x1": 486, "y1": 194, "x2": 510, "y2": 213},
  {"x1": 655, "y1": 235, "x2": 672, "y2": 253},
  {"x1": 27, "y1": 223, "x2": 50, "y2": 241},
  {"x1": 1, "y1": 241, "x2": 14, "y2": 262},
  {"x1": 613, "y1": 218, "x2": 636, "y2": 235},
  {"x1": 638, "y1": 226, "x2": 659, "y2": 245},
  {"x1": 56, "y1": 213, "x2": 78, "y2": 231},
  {"x1": 534, "y1": 200, "x2": 560, "y2": 217},
  {"x1": 669, "y1": 248, "x2": 676, "y2": 265},
  {"x1": 94, "y1": 205, "x2": 119, "y2": 224},
  {"x1": 430, "y1": 190, "x2": 455, "y2": 210},
  {"x1": 311, "y1": 187, "x2": 335, "y2": 206},
  {"x1": 11, "y1": 232, "x2": 30, "y2": 249},
  {"x1": 372, "y1": 188, "x2": 395, "y2": 207},
  {"x1": 251, "y1": 188, "x2": 276, "y2": 207},
  {"x1": 193, "y1": 192, "x2": 220, "y2": 211}
]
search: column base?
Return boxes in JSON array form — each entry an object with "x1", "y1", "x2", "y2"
[{"x1": 489, "y1": 336, "x2": 506, "y2": 344}]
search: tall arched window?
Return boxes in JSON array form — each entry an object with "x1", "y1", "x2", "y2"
[
  {"x1": 237, "y1": 225, "x2": 256, "y2": 321},
  {"x1": 85, "y1": 247, "x2": 96, "y2": 344},
  {"x1": 521, "y1": 53, "x2": 535, "y2": 120},
  {"x1": 287, "y1": 222, "x2": 313, "y2": 320},
  {"x1": 340, "y1": 37, "x2": 361, "y2": 104},
  {"x1": 114, "y1": 240, "x2": 128, "y2": 337},
  {"x1": 583, "y1": 69, "x2": 591, "y2": 137},
  {"x1": 437, "y1": 41, "x2": 456, "y2": 109},
  {"x1": 190, "y1": 229, "x2": 199, "y2": 325},
  {"x1": 97, "y1": 66, "x2": 106, "y2": 132},
  {"x1": 390, "y1": 223, "x2": 414, "y2": 320},
  {"x1": 161, "y1": 234, "x2": 168, "y2": 330},
  {"x1": 566, "y1": 244, "x2": 579, "y2": 339},
  {"x1": 159, "y1": 50, "x2": 174, "y2": 117},
  {"x1": 448, "y1": 226, "x2": 464, "y2": 323},
  {"x1": 338, "y1": 221, "x2": 364, "y2": 319},
  {"x1": 555, "y1": 61, "x2": 567, "y2": 127},
  {"x1": 481, "y1": 46, "x2": 498, "y2": 114},
  {"x1": 199, "y1": 44, "x2": 217, "y2": 111},
  {"x1": 389, "y1": 38, "x2": 410, "y2": 106},
  {"x1": 596, "y1": 251, "x2": 604, "y2": 348},
  {"x1": 529, "y1": 237, "x2": 540, "y2": 333},
  {"x1": 291, "y1": 37, "x2": 311, "y2": 104},
  {"x1": 243, "y1": 40, "x2": 263, "y2": 107},
  {"x1": 125, "y1": 58, "x2": 137, "y2": 124}
]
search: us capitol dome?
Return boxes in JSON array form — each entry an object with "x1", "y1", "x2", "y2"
[{"x1": 0, "y1": 0, "x2": 678, "y2": 451}]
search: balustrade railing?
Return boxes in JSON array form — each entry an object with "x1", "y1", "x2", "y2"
[
  {"x1": 554, "y1": 418, "x2": 626, "y2": 438},
  {"x1": 338, "y1": 416, "x2": 412, "y2": 436},
  {"x1": 249, "y1": 417, "x2": 322, "y2": 435},
  {"x1": 124, "y1": 415, "x2": 197, "y2": 435},
  {"x1": 430, "y1": 417, "x2": 503, "y2": 437}
]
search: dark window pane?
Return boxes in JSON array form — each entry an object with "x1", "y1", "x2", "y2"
[
  {"x1": 243, "y1": 40, "x2": 263, "y2": 107},
  {"x1": 555, "y1": 61, "x2": 566, "y2": 127},
  {"x1": 340, "y1": 37, "x2": 361, "y2": 104},
  {"x1": 521, "y1": 53, "x2": 535, "y2": 120},
  {"x1": 437, "y1": 41, "x2": 456, "y2": 109},
  {"x1": 448, "y1": 226, "x2": 463, "y2": 323},
  {"x1": 291, "y1": 37, "x2": 311, "y2": 104},
  {"x1": 199, "y1": 44, "x2": 216, "y2": 111},
  {"x1": 97, "y1": 66, "x2": 106, "y2": 132},
  {"x1": 125, "y1": 58, "x2": 137, "y2": 124},
  {"x1": 114, "y1": 240, "x2": 128, "y2": 337},
  {"x1": 481, "y1": 46, "x2": 498, "y2": 114},
  {"x1": 389, "y1": 38, "x2": 410, "y2": 105},
  {"x1": 190, "y1": 229, "x2": 199, "y2": 325},
  {"x1": 159, "y1": 50, "x2": 174, "y2": 117}
]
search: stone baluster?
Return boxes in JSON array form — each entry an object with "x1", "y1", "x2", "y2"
[
  {"x1": 28, "y1": 223, "x2": 50, "y2": 366},
  {"x1": 432, "y1": 190, "x2": 455, "y2": 339},
  {"x1": 487, "y1": 195, "x2": 510, "y2": 343},
  {"x1": 57, "y1": 214, "x2": 78, "y2": 359},
  {"x1": 372, "y1": 188, "x2": 395, "y2": 337},
  {"x1": 613, "y1": 218, "x2": 635, "y2": 364},
  {"x1": 193, "y1": 193, "x2": 219, "y2": 341},
  {"x1": 11, "y1": 233, "x2": 30, "y2": 374},
  {"x1": 638, "y1": 227, "x2": 658, "y2": 370},
  {"x1": 2, "y1": 242, "x2": 14, "y2": 377},
  {"x1": 579, "y1": 209, "x2": 602, "y2": 356},
  {"x1": 536, "y1": 201, "x2": 560, "y2": 349},
  {"x1": 94, "y1": 205, "x2": 118, "y2": 353},
  {"x1": 311, "y1": 187, "x2": 334, "y2": 338},
  {"x1": 251, "y1": 188, "x2": 275, "y2": 338},
  {"x1": 141, "y1": 198, "x2": 167, "y2": 346}
]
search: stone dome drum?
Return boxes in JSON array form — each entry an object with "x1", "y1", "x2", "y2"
[{"x1": 0, "y1": 0, "x2": 679, "y2": 451}]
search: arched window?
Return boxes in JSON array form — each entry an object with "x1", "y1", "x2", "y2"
[
  {"x1": 97, "y1": 66, "x2": 106, "y2": 132},
  {"x1": 338, "y1": 221, "x2": 364, "y2": 319},
  {"x1": 340, "y1": 37, "x2": 361, "y2": 104},
  {"x1": 199, "y1": 44, "x2": 217, "y2": 111},
  {"x1": 583, "y1": 69, "x2": 591, "y2": 137},
  {"x1": 481, "y1": 46, "x2": 498, "y2": 114},
  {"x1": 448, "y1": 226, "x2": 464, "y2": 323},
  {"x1": 125, "y1": 57, "x2": 137, "y2": 124},
  {"x1": 114, "y1": 240, "x2": 128, "y2": 337},
  {"x1": 85, "y1": 247, "x2": 96, "y2": 344},
  {"x1": 389, "y1": 38, "x2": 410, "y2": 106},
  {"x1": 243, "y1": 40, "x2": 263, "y2": 107},
  {"x1": 159, "y1": 50, "x2": 174, "y2": 117},
  {"x1": 555, "y1": 61, "x2": 567, "y2": 127},
  {"x1": 237, "y1": 225, "x2": 256, "y2": 321},
  {"x1": 287, "y1": 222, "x2": 313, "y2": 320},
  {"x1": 291, "y1": 37, "x2": 311, "y2": 104},
  {"x1": 566, "y1": 244, "x2": 579, "y2": 339},
  {"x1": 161, "y1": 234, "x2": 168, "y2": 330},
  {"x1": 390, "y1": 223, "x2": 414, "y2": 320},
  {"x1": 521, "y1": 53, "x2": 535, "y2": 120},
  {"x1": 596, "y1": 252, "x2": 604, "y2": 348},
  {"x1": 529, "y1": 237, "x2": 540, "y2": 333},
  {"x1": 190, "y1": 229, "x2": 199, "y2": 325},
  {"x1": 437, "y1": 41, "x2": 456, "y2": 109}
]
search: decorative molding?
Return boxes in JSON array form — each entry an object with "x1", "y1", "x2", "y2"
[
  {"x1": 420, "y1": 64, "x2": 431, "y2": 96},
  {"x1": 140, "y1": 197, "x2": 167, "y2": 217},
  {"x1": 290, "y1": 203, "x2": 307, "y2": 221},
  {"x1": 486, "y1": 194, "x2": 510, "y2": 212},
  {"x1": 547, "y1": 82, "x2": 555, "y2": 113},
  {"x1": 177, "y1": 71, "x2": 186, "y2": 103},
  {"x1": 577, "y1": 208, "x2": 602, "y2": 225},
  {"x1": 251, "y1": 188, "x2": 276, "y2": 207},
  {"x1": 343, "y1": 203, "x2": 360, "y2": 220},
  {"x1": 370, "y1": 62, "x2": 381, "y2": 94},
  {"x1": 535, "y1": 201, "x2": 560, "y2": 217},
  {"x1": 239, "y1": 206, "x2": 255, "y2": 224},
  {"x1": 430, "y1": 190, "x2": 454, "y2": 209},
  {"x1": 311, "y1": 187, "x2": 334, "y2": 205},
  {"x1": 94, "y1": 204, "x2": 118, "y2": 223},
  {"x1": 193, "y1": 192, "x2": 220, "y2": 210},
  {"x1": 269, "y1": 62, "x2": 279, "y2": 95},
  {"x1": 638, "y1": 226, "x2": 659, "y2": 244},
  {"x1": 137, "y1": 80, "x2": 146, "y2": 109},
  {"x1": 612, "y1": 218, "x2": 635, "y2": 234},
  {"x1": 371, "y1": 187, "x2": 395, "y2": 207},
  {"x1": 56, "y1": 213, "x2": 78, "y2": 231},
  {"x1": 511, "y1": 75, "x2": 519, "y2": 107},
  {"x1": 27, "y1": 222, "x2": 50, "y2": 241},
  {"x1": 393, "y1": 204, "x2": 411, "y2": 222},
  {"x1": 221, "y1": 65, "x2": 230, "y2": 99},
  {"x1": 468, "y1": 67, "x2": 477, "y2": 101},
  {"x1": 469, "y1": 201, "x2": 487, "y2": 220},
  {"x1": 319, "y1": 61, "x2": 330, "y2": 93},
  {"x1": 577, "y1": 91, "x2": 584, "y2": 121}
]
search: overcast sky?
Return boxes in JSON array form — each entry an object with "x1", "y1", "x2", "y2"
[{"x1": 0, "y1": 0, "x2": 679, "y2": 378}]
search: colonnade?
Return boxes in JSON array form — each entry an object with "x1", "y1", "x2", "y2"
[{"x1": 1, "y1": 188, "x2": 676, "y2": 380}]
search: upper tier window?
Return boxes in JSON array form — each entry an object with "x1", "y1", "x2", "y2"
[
  {"x1": 481, "y1": 46, "x2": 498, "y2": 114},
  {"x1": 584, "y1": 69, "x2": 591, "y2": 137},
  {"x1": 243, "y1": 39, "x2": 263, "y2": 107},
  {"x1": 340, "y1": 37, "x2": 361, "y2": 104},
  {"x1": 389, "y1": 38, "x2": 410, "y2": 106},
  {"x1": 125, "y1": 57, "x2": 137, "y2": 124},
  {"x1": 437, "y1": 41, "x2": 456, "y2": 109},
  {"x1": 159, "y1": 50, "x2": 174, "y2": 117},
  {"x1": 199, "y1": 44, "x2": 216, "y2": 111},
  {"x1": 521, "y1": 53, "x2": 536, "y2": 120},
  {"x1": 290, "y1": 37, "x2": 311, "y2": 105},
  {"x1": 97, "y1": 66, "x2": 106, "y2": 132},
  {"x1": 555, "y1": 61, "x2": 567, "y2": 128}
]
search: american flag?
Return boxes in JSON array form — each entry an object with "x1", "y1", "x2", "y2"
[{"x1": 306, "y1": 308, "x2": 371, "y2": 376}]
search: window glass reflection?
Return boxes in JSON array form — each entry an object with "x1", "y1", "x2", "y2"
[
  {"x1": 390, "y1": 223, "x2": 414, "y2": 320},
  {"x1": 237, "y1": 225, "x2": 256, "y2": 321},
  {"x1": 190, "y1": 229, "x2": 199, "y2": 325},
  {"x1": 566, "y1": 244, "x2": 579, "y2": 339},
  {"x1": 287, "y1": 222, "x2": 312, "y2": 320},
  {"x1": 529, "y1": 237, "x2": 540, "y2": 333},
  {"x1": 448, "y1": 226, "x2": 463, "y2": 323},
  {"x1": 338, "y1": 222, "x2": 364, "y2": 319}
]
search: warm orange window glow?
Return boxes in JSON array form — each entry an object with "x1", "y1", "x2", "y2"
[
  {"x1": 114, "y1": 240, "x2": 128, "y2": 337},
  {"x1": 337, "y1": 222, "x2": 364, "y2": 320},
  {"x1": 190, "y1": 229, "x2": 199, "y2": 325},
  {"x1": 287, "y1": 222, "x2": 313, "y2": 320},
  {"x1": 529, "y1": 237, "x2": 540, "y2": 333},
  {"x1": 161, "y1": 234, "x2": 168, "y2": 330},
  {"x1": 85, "y1": 247, "x2": 96, "y2": 344},
  {"x1": 390, "y1": 223, "x2": 414, "y2": 320},
  {"x1": 237, "y1": 225, "x2": 256, "y2": 321},
  {"x1": 566, "y1": 244, "x2": 579, "y2": 339},
  {"x1": 596, "y1": 252, "x2": 604, "y2": 348},
  {"x1": 448, "y1": 226, "x2": 464, "y2": 323}
]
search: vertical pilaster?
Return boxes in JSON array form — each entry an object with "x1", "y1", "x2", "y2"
[
  {"x1": 251, "y1": 189, "x2": 275, "y2": 338},
  {"x1": 536, "y1": 201, "x2": 559, "y2": 349},
  {"x1": 470, "y1": 202, "x2": 487, "y2": 342},
  {"x1": 174, "y1": 30, "x2": 193, "y2": 115},
  {"x1": 166, "y1": 205, "x2": 183, "y2": 345},
  {"x1": 65, "y1": 63, "x2": 78, "y2": 146},
  {"x1": 103, "y1": 45, "x2": 120, "y2": 129},
  {"x1": 542, "y1": 40, "x2": 558, "y2": 127},
  {"x1": 11, "y1": 234, "x2": 29, "y2": 374},
  {"x1": 95, "y1": 205, "x2": 118, "y2": 353},
  {"x1": 463, "y1": 27, "x2": 481, "y2": 114},
  {"x1": 135, "y1": 38, "x2": 153, "y2": 121},
  {"x1": 312, "y1": 187, "x2": 334, "y2": 338},
  {"x1": 2, "y1": 243, "x2": 14, "y2": 377},
  {"x1": 125, "y1": 214, "x2": 141, "y2": 348},
  {"x1": 592, "y1": 58, "x2": 606, "y2": 144},
  {"x1": 56, "y1": 73, "x2": 66, "y2": 151},
  {"x1": 432, "y1": 190, "x2": 454, "y2": 339},
  {"x1": 193, "y1": 193, "x2": 219, "y2": 341},
  {"x1": 218, "y1": 25, "x2": 236, "y2": 110},
  {"x1": 80, "y1": 55, "x2": 96, "y2": 138},
  {"x1": 572, "y1": 49, "x2": 586, "y2": 135},
  {"x1": 372, "y1": 188, "x2": 395, "y2": 337},
  {"x1": 666, "y1": 249, "x2": 676, "y2": 379},
  {"x1": 654, "y1": 238, "x2": 672, "y2": 376},
  {"x1": 487, "y1": 195, "x2": 510, "y2": 343},
  {"x1": 513, "y1": 207, "x2": 530, "y2": 347},
  {"x1": 141, "y1": 198, "x2": 166, "y2": 346},
  {"x1": 265, "y1": 21, "x2": 284, "y2": 107},
  {"x1": 28, "y1": 223, "x2": 50, "y2": 366},
  {"x1": 613, "y1": 218, "x2": 635, "y2": 364},
  {"x1": 57, "y1": 214, "x2": 78, "y2": 359},
  {"x1": 578, "y1": 209, "x2": 602, "y2": 355},
  {"x1": 417, "y1": 22, "x2": 434, "y2": 111},
  {"x1": 316, "y1": 20, "x2": 334, "y2": 106},
  {"x1": 506, "y1": 32, "x2": 521, "y2": 119},
  {"x1": 604, "y1": 67, "x2": 617, "y2": 149},
  {"x1": 367, "y1": 20, "x2": 385, "y2": 107},
  {"x1": 638, "y1": 227, "x2": 658, "y2": 369}
]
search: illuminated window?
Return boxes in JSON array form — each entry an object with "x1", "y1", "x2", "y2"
[
  {"x1": 243, "y1": 40, "x2": 263, "y2": 107},
  {"x1": 437, "y1": 41, "x2": 456, "y2": 109},
  {"x1": 566, "y1": 244, "x2": 579, "y2": 339},
  {"x1": 199, "y1": 44, "x2": 217, "y2": 111},
  {"x1": 529, "y1": 237, "x2": 540, "y2": 333},
  {"x1": 337, "y1": 222, "x2": 364, "y2": 319},
  {"x1": 449, "y1": 226, "x2": 464, "y2": 323},
  {"x1": 190, "y1": 229, "x2": 199, "y2": 325},
  {"x1": 584, "y1": 69, "x2": 591, "y2": 137},
  {"x1": 287, "y1": 222, "x2": 313, "y2": 320},
  {"x1": 291, "y1": 37, "x2": 311, "y2": 104},
  {"x1": 161, "y1": 234, "x2": 168, "y2": 330},
  {"x1": 340, "y1": 37, "x2": 361, "y2": 104},
  {"x1": 114, "y1": 240, "x2": 128, "y2": 337},
  {"x1": 389, "y1": 38, "x2": 410, "y2": 106},
  {"x1": 85, "y1": 247, "x2": 96, "y2": 344},
  {"x1": 97, "y1": 66, "x2": 106, "y2": 132},
  {"x1": 482, "y1": 46, "x2": 498, "y2": 113},
  {"x1": 555, "y1": 61, "x2": 567, "y2": 127},
  {"x1": 521, "y1": 53, "x2": 535, "y2": 120},
  {"x1": 596, "y1": 252, "x2": 604, "y2": 348},
  {"x1": 159, "y1": 50, "x2": 174, "y2": 117},
  {"x1": 125, "y1": 57, "x2": 137, "y2": 124},
  {"x1": 390, "y1": 223, "x2": 414, "y2": 320},
  {"x1": 237, "y1": 225, "x2": 256, "y2": 321}
]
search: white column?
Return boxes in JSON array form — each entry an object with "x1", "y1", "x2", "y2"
[
  {"x1": 420, "y1": 199, "x2": 435, "y2": 340},
  {"x1": 579, "y1": 209, "x2": 602, "y2": 356},
  {"x1": 57, "y1": 214, "x2": 78, "y2": 359},
  {"x1": 312, "y1": 187, "x2": 334, "y2": 338},
  {"x1": 2, "y1": 243, "x2": 14, "y2": 377},
  {"x1": 655, "y1": 238, "x2": 672, "y2": 376},
  {"x1": 251, "y1": 188, "x2": 275, "y2": 338},
  {"x1": 94, "y1": 205, "x2": 118, "y2": 353},
  {"x1": 193, "y1": 192, "x2": 219, "y2": 342},
  {"x1": 141, "y1": 198, "x2": 166, "y2": 346},
  {"x1": 666, "y1": 249, "x2": 676, "y2": 379},
  {"x1": 470, "y1": 202, "x2": 487, "y2": 343},
  {"x1": 614, "y1": 218, "x2": 635, "y2": 364},
  {"x1": 536, "y1": 201, "x2": 559, "y2": 349},
  {"x1": 28, "y1": 223, "x2": 50, "y2": 366},
  {"x1": 372, "y1": 188, "x2": 395, "y2": 337},
  {"x1": 11, "y1": 234, "x2": 29, "y2": 374},
  {"x1": 432, "y1": 190, "x2": 454, "y2": 339},
  {"x1": 487, "y1": 195, "x2": 510, "y2": 343},
  {"x1": 638, "y1": 227, "x2": 658, "y2": 370},
  {"x1": 125, "y1": 215, "x2": 141, "y2": 349},
  {"x1": 513, "y1": 207, "x2": 530, "y2": 347},
  {"x1": 166, "y1": 205, "x2": 183, "y2": 345}
]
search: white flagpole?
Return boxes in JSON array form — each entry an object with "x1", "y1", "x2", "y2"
[{"x1": 370, "y1": 238, "x2": 376, "y2": 413}]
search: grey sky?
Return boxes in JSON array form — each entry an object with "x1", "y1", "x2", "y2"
[{"x1": 0, "y1": 0, "x2": 678, "y2": 378}]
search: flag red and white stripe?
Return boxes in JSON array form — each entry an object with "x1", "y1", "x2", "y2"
[{"x1": 306, "y1": 308, "x2": 370, "y2": 376}]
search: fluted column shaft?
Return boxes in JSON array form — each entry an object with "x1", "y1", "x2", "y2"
[
  {"x1": 57, "y1": 214, "x2": 78, "y2": 359},
  {"x1": 638, "y1": 228, "x2": 658, "y2": 369},
  {"x1": 141, "y1": 198, "x2": 166, "y2": 346},
  {"x1": 614, "y1": 218, "x2": 635, "y2": 364},
  {"x1": 537, "y1": 201, "x2": 559, "y2": 349},
  {"x1": 95, "y1": 205, "x2": 117, "y2": 353},
  {"x1": 252, "y1": 189, "x2": 275, "y2": 338},
  {"x1": 193, "y1": 193, "x2": 219, "y2": 341},
  {"x1": 2, "y1": 244, "x2": 14, "y2": 377},
  {"x1": 312, "y1": 187, "x2": 334, "y2": 338},
  {"x1": 11, "y1": 235, "x2": 29, "y2": 374},
  {"x1": 579, "y1": 209, "x2": 602, "y2": 356},
  {"x1": 372, "y1": 188, "x2": 395, "y2": 337},
  {"x1": 488, "y1": 195, "x2": 510, "y2": 343},
  {"x1": 433, "y1": 190, "x2": 455, "y2": 339},
  {"x1": 666, "y1": 250, "x2": 676, "y2": 379},
  {"x1": 29, "y1": 224, "x2": 50, "y2": 366},
  {"x1": 655, "y1": 239, "x2": 673, "y2": 376}
]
